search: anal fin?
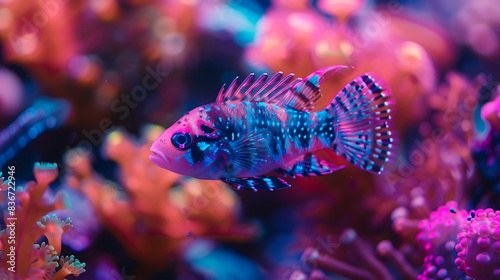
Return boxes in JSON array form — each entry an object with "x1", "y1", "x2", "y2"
[
  {"x1": 277, "y1": 150, "x2": 345, "y2": 177},
  {"x1": 221, "y1": 177, "x2": 291, "y2": 191}
]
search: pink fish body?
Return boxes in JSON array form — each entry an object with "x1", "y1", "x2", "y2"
[{"x1": 150, "y1": 66, "x2": 396, "y2": 191}]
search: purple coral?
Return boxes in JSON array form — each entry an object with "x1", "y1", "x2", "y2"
[{"x1": 455, "y1": 208, "x2": 500, "y2": 279}]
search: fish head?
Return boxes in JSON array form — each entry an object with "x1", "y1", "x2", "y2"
[{"x1": 149, "y1": 106, "x2": 221, "y2": 178}]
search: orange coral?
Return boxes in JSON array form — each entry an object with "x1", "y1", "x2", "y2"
[{"x1": 0, "y1": 163, "x2": 85, "y2": 279}]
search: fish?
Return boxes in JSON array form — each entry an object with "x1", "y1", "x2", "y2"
[{"x1": 150, "y1": 65, "x2": 396, "y2": 191}]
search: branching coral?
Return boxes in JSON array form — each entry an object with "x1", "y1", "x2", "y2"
[
  {"x1": 0, "y1": 162, "x2": 85, "y2": 279},
  {"x1": 63, "y1": 125, "x2": 257, "y2": 277}
]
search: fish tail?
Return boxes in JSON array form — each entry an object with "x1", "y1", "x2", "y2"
[{"x1": 328, "y1": 73, "x2": 397, "y2": 174}]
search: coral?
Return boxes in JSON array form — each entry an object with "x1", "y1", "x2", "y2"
[
  {"x1": 377, "y1": 128, "x2": 474, "y2": 249},
  {"x1": 455, "y1": 208, "x2": 500, "y2": 280},
  {"x1": 0, "y1": 163, "x2": 85, "y2": 279},
  {"x1": 36, "y1": 214, "x2": 73, "y2": 257},
  {"x1": 63, "y1": 125, "x2": 257, "y2": 277},
  {"x1": 416, "y1": 201, "x2": 468, "y2": 280},
  {"x1": 417, "y1": 201, "x2": 468, "y2": 252},
  {"x1": 481, "y1": 88, "x2": 500, "y2": 131},
  {"x1": 426, "y1": 72, "x2": 482, "y2": 143},
  {"x1": 471, "y1": 86, "x2": 500, "y2": 208},
  {"x1": 30, "y1": 242, "x2": 58, "y2": 272},
  {"x1": 297, "y1": 228, "x2": 417, "y2": 280},
  {"x1": 376, "y1": 240, "x2": 417, "y2": 280},
  {"x1": 53, "y1": 255, "x2": 87, "y2": 280},
  {"x1": 292, "y1": 202, "x2": 480, "y2": 280}
]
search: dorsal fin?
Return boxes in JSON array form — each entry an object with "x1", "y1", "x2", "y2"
[
  {"x1": 215, "y1": 72, "x2": 300, "y2": 104},
  {"x1": 276, "y1": 65, "x2": 350, "y2": 112},
  {"x1": 215, "y1": 65, "x2": 350, "y2": 112}
]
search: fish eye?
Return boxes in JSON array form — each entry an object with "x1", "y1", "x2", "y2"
[{"x1": 171, "y1": 132, "x2": 192, "y2": 150}]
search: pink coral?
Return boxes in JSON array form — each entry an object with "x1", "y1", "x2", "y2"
[
  {"x1": 416, "y1": 201, "x2": 468, "y2": 280},
  {"x1": 455, "y1": 208, "x2": 500, "y2": 279},
  {"x1": 481, "y1": 89, "x2": 500, "y2": 131},
  {"x1": 417, "y1": 201, "x2": 468, "y2": 252}
]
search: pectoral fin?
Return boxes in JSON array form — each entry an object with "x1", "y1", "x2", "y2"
[{"x1": 225, "y1": 129, "x2": 272, "y2": 174}]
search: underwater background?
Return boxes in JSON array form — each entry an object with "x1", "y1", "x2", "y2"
[{"x1": 1, "y1": 0, "x2": 500, "y2": 279}]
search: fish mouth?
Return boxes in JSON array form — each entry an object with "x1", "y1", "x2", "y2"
[{"x1": 149, "y1": 147, "x2": 170, "y2": 168}]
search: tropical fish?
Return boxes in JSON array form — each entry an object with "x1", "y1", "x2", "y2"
[{"x1": 150, "y1": 65, "x2": 396, "y2": 191}]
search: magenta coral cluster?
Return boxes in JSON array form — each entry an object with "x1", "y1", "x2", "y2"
[
  {"x1": 416, "y1": 201, "x2": 468, "y2": 280},
  {"x1": 455, "y1": 208, "x2": 500, "y2": 279}
]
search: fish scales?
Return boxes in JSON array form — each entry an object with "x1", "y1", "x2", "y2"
[
  {"x1": 204, "y1": 102, "x2": 290, "y2": 169},
  {"x1": 205, "y1": 102, "x2": 339, "y2": 169}
]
